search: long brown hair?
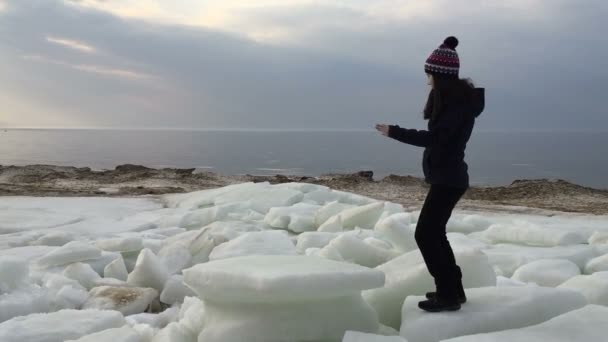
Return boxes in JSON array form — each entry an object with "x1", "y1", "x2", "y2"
[{"x1": 423, "y1": 77, "x2": 476, "y2": 120}]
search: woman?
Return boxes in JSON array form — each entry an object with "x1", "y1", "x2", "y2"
[{"x1": 376, "y1": 36, "x2": 485, "y2": 312}]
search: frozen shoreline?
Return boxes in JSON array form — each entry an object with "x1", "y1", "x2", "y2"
[{"x1": 2, "y1": 164, "x2": 608, "y2": 215}]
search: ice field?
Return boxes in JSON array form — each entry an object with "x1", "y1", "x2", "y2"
[{"x1": 1, "y1": 182, "x2": 608, "y2": 341}]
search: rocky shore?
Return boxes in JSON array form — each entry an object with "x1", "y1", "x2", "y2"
[{"x1": 2, "y1": 164, "x2": 608, "y2": 215}]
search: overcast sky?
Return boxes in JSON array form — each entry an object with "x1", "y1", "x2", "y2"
[{"x1": 0, "y1": 0, "x2": 605, "y2": 131}]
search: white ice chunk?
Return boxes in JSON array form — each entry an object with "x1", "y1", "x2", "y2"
[
  {"x1": 104, "y1": 256, "x2": 129, "y2": 281},
  {"x1": 306, "y1": 246, "x2": 345, "y2": 261},
  {"x1": 83, "y1": 286, "x2": 158, "y2": 315},
  {"x1": 482, "y1": 243, "x2": 598, "y2": 277},
  {"x1": 364, "y1": 237, "x2": 394, "y2": 250},
  {"x1": 264, "y1": 203, "x2": 320, "y2": 233},
  {"x1": 96, "y1": 237, "x2": 143, "y2": 252},
  {"x1": 158, "y1": 241, "x2": 192, "y2": 275},
  {"x1": 83, "y1": 251, "x2": 121, "y2": 275},
  {"x1": 199, "y1": 295, "x2": 380, "y2": 342},
  {"x1": 558, "y1": 271, "x2": 608, "y2": 305},
  {"x1": 198, "y1": 220, "x2": 266, "y2": 241},
  {"x1": 36, "y1": 241, "x2": 102, "y2": 268},
  {"x1": 31, "y1": 231, "x2": 77, "y2": 246},
  {"x1": 179, "y1": 202, "x2": 255, "y2": 230},
  {"x1": 151, "y1": 322, "x2": 195, "y2": 342},
  {"x1": 374, "y1": 213, "x2": 417, "y2": 253},
  {"x1": 127, "y1": 249, "x2": 169, "y2": 292},
  {"x1": 447, "y1": 214, "x2": 495, "y2": 234},
  {"x1": 296, "y1": 232, "x2": 338, "y2": 253},
  {"x1": 177, "y1": 296, "x2": 206, "y2": 336},
  {"x1": 496, "y1": 276, "x2": 527, "y2": 287},
  {"x1": 53, "y1": 284, "x2": 90, "y2": 310},
  {"x1": 0, "y1": 288, "x2": 52, "y2": 323},
  {"x1": 584, "y1": 252, "x2": 608, "y2": 274},
  {"x1": 302, "y1": 188, "x2": 342, "y2": 205},
  {"x1": 339, "y1": 202, "x2": 386, "y2": 230},
  {"x1": 126, "y1": 304, "x2": 179, "y2": 328},
  {"x1": 331, "y1": 190, "x2": 377, "y2": 205},
  {"x1": 0, "y1": 256, "x2": 29, "y2": 293},
  {"x1": 321, "y1": 234, "x2": 399, "y2": 268},
  {"x1": 66, "y1": 326, "x2": 141, "y2": 342},
  {"x1": 0, "y1": 309, "x2": 125, "y2": 342},
  {"x1": 512, "y1": 259, "x2": 581, "y2": 287},
  {"x1": 209, "y1": 230, "x2": 297, "y2": 261},
  {"x1": 183, "y1": 255, "x2": 385, "y2": 303},
  {"x1": 442, "y1": 305, "x2": 608, "y2": 342},
  {"x1": 447, "y1": 233, "x2": 489, "y2": 251},
  {"x1": 63, "y1": 262, "x2": 102, "y2": 290},
  {"x1": 589, "y1": 231, "x2": 608, "y2": 245},
  {"x1": 315, "y1": 201, "x2": 356, "y2": 227},
  {"x1": 482, "y1": 222, "x2": 587, "y2": 247},
  {"x1": 364, "y1": 248, "x2": 496, "y2": 329},
  {"x1": 160, "y1": 275, "x2": 196, "y2": 305},
  {"x1": 400, "y1": 286, "x2": 587, "y2": 342},
  {"x1": 318, "y1": 215, "x2": 344, "y2": 232},
  {"x1": 343, "y1": 331, "x2": 408, "y2": 342}
]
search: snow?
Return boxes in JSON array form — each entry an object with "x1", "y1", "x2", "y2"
[
  {"x1": 2, "y1": 183, "x2": 608, "y2": 341},
  {"x1": 442, "y1": 305, "x2": 608, "y2": 342},
  {"x1": 400, "y1": 286, "x2": 587, "y2": 342},
  {"x1": 0, "y1": 309, "x2": 126, "y2": 342},
  {"x1": 343, "y1": 331, "x2": 408, "y2": 342},
  {"x1": 511, "y1": 259, "x2": 581, "y2": 287}
]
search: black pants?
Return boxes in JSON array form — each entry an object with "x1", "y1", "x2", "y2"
[{"x1": 415, "y1": 184, "x2": 467, "y2": 298}]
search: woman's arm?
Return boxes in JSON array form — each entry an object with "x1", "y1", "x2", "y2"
[{"x1": 387, "y1": 110, "x2": 462, "y2": 148}]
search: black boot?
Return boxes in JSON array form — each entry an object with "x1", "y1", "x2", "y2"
[
  {"x1": 426, "y1": 266, "x2": 466, "y2": 302},
  {"x1": 425, "y1": 278, "x2": 467, "y2": 303},
  {"x1": 424, "y1": 290, "x2": 467, "y2": 304},
  {"x1": 418, "y1": 296, "x2": 461, "y2": 312}
]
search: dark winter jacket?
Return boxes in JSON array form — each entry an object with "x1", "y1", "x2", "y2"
[{"x1": 388, "y1": 88, "x2": 485, "y2": 189}]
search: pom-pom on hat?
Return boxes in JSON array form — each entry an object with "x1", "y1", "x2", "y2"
[{"x1": 425, "y1": 36, "x2": 460, "y2": 79}]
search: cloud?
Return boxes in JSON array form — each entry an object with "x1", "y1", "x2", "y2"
[
  {"x1": 1, "y1": 0, "x2": 607, "y2": 131},
  {"x1": 46, "y1": 36, "x2": 97, "y2": 53},
  {"x1": 22, "y1": 54, "x2": 155, "y2": 81}
]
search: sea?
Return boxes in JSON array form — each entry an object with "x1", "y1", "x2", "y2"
[{"x1": 1, "y1": 129, "x2": 607, "y2": 189}]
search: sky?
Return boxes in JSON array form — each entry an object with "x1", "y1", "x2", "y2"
[{"x1": 0, "y1": 0, "x2": 606, "y2": 131}]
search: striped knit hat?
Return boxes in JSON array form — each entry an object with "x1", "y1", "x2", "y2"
[{"x1": 424, "y1": 36, "x2": 460, "y2": 79}]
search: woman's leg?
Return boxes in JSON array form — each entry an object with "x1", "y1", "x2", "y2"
[{"x1": 415, "y1": 184, "x2": 466, "y2": 300}]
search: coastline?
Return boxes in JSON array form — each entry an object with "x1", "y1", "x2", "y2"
[{"x1": 1, "y1": 164, "x2": 608, "y2": 215}]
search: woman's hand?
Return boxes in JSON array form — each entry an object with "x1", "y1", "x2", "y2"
[{"x1": 375, "y1": 124, "x2": 390, "y2": 136}]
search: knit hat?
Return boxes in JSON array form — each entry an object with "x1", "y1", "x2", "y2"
[{"x1": 424, "y1": 36, "x2": 460, "y2": 79}]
